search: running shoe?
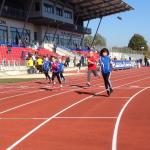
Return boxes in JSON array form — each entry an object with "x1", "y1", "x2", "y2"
[
  {"x1": 86, "y1": 82, "x2": 91, "y2": 86},
  {"x1": 107, "y1": 90, "x2": 110, "y2": 96}
]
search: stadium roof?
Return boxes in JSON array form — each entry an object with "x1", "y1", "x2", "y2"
[{"x1": 66, "y1": 0, "x2": 133, "y2": 21}]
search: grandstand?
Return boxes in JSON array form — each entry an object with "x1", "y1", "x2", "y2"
[{"x1": 0, "y1": 0, "x2": 133, "y2": 69}]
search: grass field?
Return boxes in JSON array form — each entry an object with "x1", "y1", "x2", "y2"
[{"x1": 0, "y1": 78, "x2": 40, "y2": 84}]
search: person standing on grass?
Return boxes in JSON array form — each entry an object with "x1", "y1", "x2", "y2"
[
  {"x1": 99, "y1": 48, "x2": 113, "y2": 96},
  {"x1": 51, "y1": 57, "x2": 62, "y2": 88},
  {"x1": 43, "y1": 57, "x2": 51, "y2": 82},
  {"x1": 87, "y1": 51, "x2": 98, "y2": 86}
]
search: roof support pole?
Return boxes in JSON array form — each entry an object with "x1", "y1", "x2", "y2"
[
  {"x1": 0, "y1": 0, "x2": 6, "y2": 16},
  {"x1": 91, "y1": 17, "x2": 103, "y2": 48},
  {"x1": 68, "y1": 16, "x2": 79, "y2": 48},
  {"x1": 80, "y1": 19, "x2": 90, "y2": 47},
  {"x1": 20, "y1": 0, "x2": 34, "y2": 42},
  {"x1": 42, "y1": 24, "x2": 49, "y2": 43},
  {"x1": 52, "y1": 24, "x2": 59, "y2": 43}
]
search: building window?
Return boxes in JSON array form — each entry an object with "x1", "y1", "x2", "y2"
[
  {"x1": 35, "y1": 2, "x2": 40, "y2": 11},
  {"x1": 64, "y1": 10, "x2": 72, "y2": 19},
  {"x1": 56, "y1": 7, "x2": 63, "y2": 16},
  {"x1": 45, "y1": 33, "x2": 59, "y2": 44},
  {"x1": 0, "y1": 25, "x2": 8, "y2": 43},
  {"x1": 10, "y1": 27, "x2": 30, "y2": 45},
  {"x1": 44, "y1": 4, "x2": 54, "y2": 14}
]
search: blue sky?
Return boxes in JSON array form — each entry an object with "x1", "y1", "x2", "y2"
[{"x1": 85, "y1": 0, "x2": 150, "y2": 48}]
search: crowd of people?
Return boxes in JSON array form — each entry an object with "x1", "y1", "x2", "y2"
[
  {"x1": 26, "y1": 47, "x2": 150, "y2": 96},
  {"x1": 27, "y1": 55, "x2": 66, "y2": 88},
  {"x1": 26, "y1": 48, "x2": 113, "y2": 96}
]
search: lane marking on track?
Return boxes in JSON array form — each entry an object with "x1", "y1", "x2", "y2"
[
  {"x1": 1, "y1": 75, "x2": 150, "y2": 115},
  {"x1": 0, "y1": 117, "x2": 117, "y2": 120},
  {"x1": 0, "y1": 70, "x2": 149, "y2": 102},
  {"x1": 0, "y1": 89, "x2": 76, "y2": 115},
  {"x1": 0, "y1": 70, "x2": 148, "y2": 94},
  {"x1": 0, "y1": 90, "x2": 44, "y2": 102},
  {"x1": 6, "y1": 77, "x2": 150, "y2": 150},
  {"x1": 91, "y1": 96, "x2": 130, "y2": 99},
  {"x1": 112, "y1": 86, "x2": 150, "y2": 150}
]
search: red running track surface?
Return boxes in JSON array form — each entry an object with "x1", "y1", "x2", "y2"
[{"x1": 0, "y1": 67, "x2": 150, "y2": 150}]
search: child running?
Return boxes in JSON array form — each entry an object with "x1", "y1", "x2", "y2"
[
  {"x1": 87, "y1": 51, "x2": 98, "y2": 86},
  {"x1": 42, "y1": 57, "x2": 51, "y2": 82},
  {"x1": 51, "y1": 57, "x2": 62, "y2": 88},
  {"x1": 58, "y1": 58, "x2": 66, "y2": 83},
  {"x1": 99, "y1": 48, "x2": 113, "y2": 96}
]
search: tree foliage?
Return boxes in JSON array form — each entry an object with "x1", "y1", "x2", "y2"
[
  {"x1": 128, "y1": 34, "x2": 148, "y2": 51},
  {"x1": 84, "y1": 33, "x2": 106, "y2": 49}
]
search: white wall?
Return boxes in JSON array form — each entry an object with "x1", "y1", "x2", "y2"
[{"x1": 110, "y1": 52, "x2": 144, "y2": 61}]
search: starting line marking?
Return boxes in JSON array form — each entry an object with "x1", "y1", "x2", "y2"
[{"x1": 0, "y1": 117, "x2": 117, "y2": 120}]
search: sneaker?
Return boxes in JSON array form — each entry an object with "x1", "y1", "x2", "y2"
[
  {"x1": 60, "y1": 84, "x2": 63, "y2": 88},
  {"x1": 86, "y1": 82, "x2": 91, "y2": 86},
  {"x1": 107, "y1": 90, "x2": 110, "y2": 96},
  {"x1": 110, "y1": 88, "x2": 113, "y2": 94},
  {"x1": 53, "y1": 82, "x2": 56, "y2": 85}
]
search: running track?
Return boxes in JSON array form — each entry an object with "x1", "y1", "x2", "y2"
[{"x1": 0, "y1": 67, "x2": 150, "y2": 150}]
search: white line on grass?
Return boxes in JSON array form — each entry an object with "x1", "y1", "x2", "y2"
[
  {"x1": 6, "y1": 77, "x2": 150, "y2": 150},
  {"x1": 112, "y1": 86, "x2": 150, "y2": 150}
]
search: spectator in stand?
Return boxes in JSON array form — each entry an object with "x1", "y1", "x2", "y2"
[{"x1": 36, "y1": 56, "x2": 43, "y2": 73}]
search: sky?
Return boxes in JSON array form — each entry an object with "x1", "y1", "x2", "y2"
[{"x1": 85, "y1": 0, "x2": 150, "y2": 48}]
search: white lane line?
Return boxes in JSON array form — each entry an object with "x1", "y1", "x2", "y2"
[
  {"x1": 92, "y1": 97, "x2": 130, "y2": 99},
  {"x1": 0, "y1": 71, "x2": 149, "y2": 101},
  {"x1": 0, "y1": 90, "x2": 43, "y2": 102},
  {"x1": 0, "y1": 117, "x2": 117, "y2": 120},
  {"x1": 6, "y1": 77, "x2": 150, "y2": 150},
  {"x1": 0, "y1": 74, "x2": 145, "y2": 114},
  {"x1": 0, "y1": 89, "x2": 75, "y2": 115},
  {"x1": 112, "y1": 86, "x2": 149, "y2": 150}
]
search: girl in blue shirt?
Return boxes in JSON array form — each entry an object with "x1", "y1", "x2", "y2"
[
  {"x1": 99, "y1": 48, "x2": 113, "y2": 96},
  {"x1": 43, "y1": 57, "x2": 51, "y2": 81}
]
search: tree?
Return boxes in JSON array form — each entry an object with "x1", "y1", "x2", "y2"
[
  {"x1": 84, "y1": 34, "x2": 106, "y2": 49},
  {"x1": 94, "y1": 33, "x2": 106, "y2": 48},
  {"x1": 128, "y1": 34, "x2": 148, "y2": 51},
  {"x1": 84, "y1": 35, "x2": 93, "y2": 47}
]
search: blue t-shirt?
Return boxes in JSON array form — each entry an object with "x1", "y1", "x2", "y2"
[
  {"x1": 43, "y1": 60, "x2": 51, "y2": 71},
  {"x1": 99, "y1": 56, "x2": 112, "y2": 73},
  {"x1": 58, "y1": 63, "x2": 64, "y2": 72}
]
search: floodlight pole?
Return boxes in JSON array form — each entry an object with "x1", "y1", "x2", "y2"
[
  {"x1": 80, "y1": 20, "x2": 90, "y2": 47},
  {"x1": 91, "y1": 17, "x2": 103, "y2": 48},
  {"x1": 0, "y1": 0, "x2": 6, "y2": 16}
]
